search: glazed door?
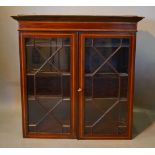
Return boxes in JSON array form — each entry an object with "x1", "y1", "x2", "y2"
[
  {"x1": 79, "y1": 33, "x2": 135, "y2": 139},
  {"x1": 20, "y1": 32, "x2": 77, "y2": 138}
]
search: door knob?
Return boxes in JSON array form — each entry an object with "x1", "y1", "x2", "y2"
[{"x1": 77, "y1": 88, "x2": 82, "y2": 92}]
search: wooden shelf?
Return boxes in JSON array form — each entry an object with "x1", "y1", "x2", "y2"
[
  {"x1": 29, "y1": 124, "x2": 70, "y2": 128},
  {"x1": 85, "y1": 73, "x2": 128, "y2": 77},
  {"x1": 26, "y1": 71, "x2": 70, "y2": 76},
  {"x1": 28, "y1": 95, "x2": 70, "y2": 101},
  {"x1": 26, "y1": 72, "x2": 128, "y2": 77},
  {"x1": 85, "y1": 45, "x2": 129, "y2": 48},
  {"x1": 26, "y1": 44, "x2": 70, "y2": 47},
  {"x1": 85, "y1": 97, "x2": 127, "y2": 102}
]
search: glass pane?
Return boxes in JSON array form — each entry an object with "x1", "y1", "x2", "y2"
[
  {"x1": 84, "y1": 37, "x2": 129, "y2": 136},
  {"x1": 25, "y1": 37, "x2": 71, "y2": 134}
]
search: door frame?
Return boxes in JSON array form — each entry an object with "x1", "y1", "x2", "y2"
[
  {"x1": 78, "y1": 32, "x2": 136, "y2": 139},
  {"x1": 19, "y1": 31, "x2": 78, "y2": 138}
]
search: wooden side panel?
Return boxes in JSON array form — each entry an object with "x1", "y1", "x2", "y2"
[
  {"x1": 19, "y1": 32, "x2": 28, "y2": 137},
  {"x1": 127, "y1": 35, "x2": 136, "y2": 139}
]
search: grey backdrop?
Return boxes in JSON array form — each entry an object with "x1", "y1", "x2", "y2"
[{"x1": 0, "y1": 6, "x2": 155, "y2": 110}]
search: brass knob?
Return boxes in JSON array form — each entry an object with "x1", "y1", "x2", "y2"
[{"x1": 77, "y1": 88, "x2": 82, "y2": 92}]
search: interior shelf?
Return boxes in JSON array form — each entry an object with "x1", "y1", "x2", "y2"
[
  {"x1": 85, "y1": 97, "x2": 127, "y2": 102},
  {"x1": 26, "y1": 71, "x2": 71, "y2": 76},
  {"x1": 27, "y1": 72, "x2": 128, "y2": 78},
  {"x1": 85, "y1": 45, "x2": 129, "y2": 48},
  {"x1": 85, "y1": 73, "x2": 128, "y2": 77},
  {"x1": 28, "y1": 124, "x2": 70, "y2": 128},
  {"x1": 28, "y1": 95, "x2": 70, "y2": 101},
  {"x1": 26, "y1": 44, "x2": 71, "y2": 47},
  {"x1": 28, "y1": 95, "x2": 127, "y2": 102},
  {"x1": 26, "y1": 71, "x2": 127, "y2": 77}
]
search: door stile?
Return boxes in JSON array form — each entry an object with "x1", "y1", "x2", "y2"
[{"x1": 78, "y1": 34, "x2": 85, "y2": 138}]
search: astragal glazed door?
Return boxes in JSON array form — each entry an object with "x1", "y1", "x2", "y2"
[
  {"x1": 78, "y1": 33, "x2": 135, "y2": 139},
  {"x1": 20, "y1": 32, "x2": 77, "y2": 138}
]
